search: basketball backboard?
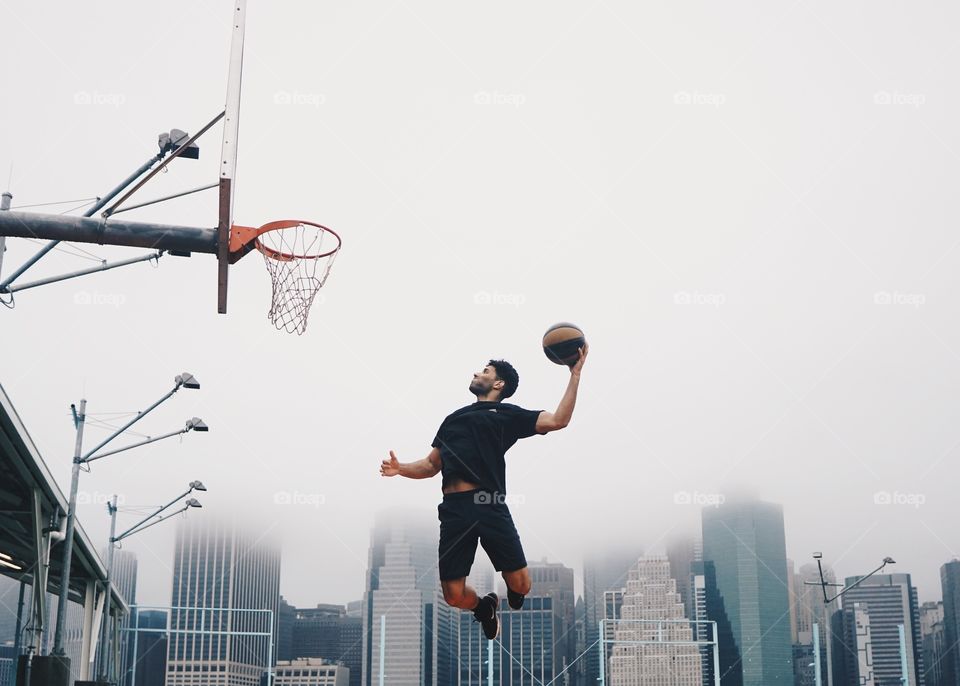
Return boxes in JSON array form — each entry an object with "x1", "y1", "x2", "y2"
[{"x1": 217, "y1": 0, "x2": 247, "y2": 314}]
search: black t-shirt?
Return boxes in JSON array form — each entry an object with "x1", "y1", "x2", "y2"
[{"x1": 432, "y1": 401, "x2": 544, "y2": 494}]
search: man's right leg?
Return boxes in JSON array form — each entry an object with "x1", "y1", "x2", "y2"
[{"x1": 441, "y1": 578, "x2": 479, "y2": 610}]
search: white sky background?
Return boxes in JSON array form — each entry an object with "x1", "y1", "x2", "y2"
[{"x1": 1, "y1": 0, "x2": 959, "y2": 609}]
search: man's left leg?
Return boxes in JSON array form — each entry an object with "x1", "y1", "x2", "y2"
[
  {"x1": 478, "y1": 502, "x2": 531, "y2": 610},
  {"x1": 501, "y1": 567, "x2": 531, "y2": 609}
]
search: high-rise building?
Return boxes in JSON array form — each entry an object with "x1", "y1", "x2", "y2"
[
  {"x1": 133, "y1": 609, "x2": 168, "y2": 686},
  {"x1": 941, "y1": 561, "x2": 960, "y2": 686},
  {"x1": 288, "y1": 604, "x2": 362, "y2": 686},
  {"x1": 584, "y1": 548, "x2": 643, "y2": 684},
  {"x1": 690, "y1": 560, "x2": 733, "y2": 686},
  {"x1": 835, "y1": 573, "x2": 924, "y2": 686},
  {"x1": 794, "y1": 562, "x2": 838, "y2": 686},
  {"x1": 921, "y1": 601, "x2": 946, "y2": 686},
  {"x1": 345, "y1": 601, "x2": 362, "y2": 619},
  {"x1": 606, "y1": 555, "x2": 702, "y2": 686},
  {"x1": 457, "y1": 596, "x2": 556, "y2": 684},
  {"x1": 361, "y1": 510, "x2": 456, "y2": 686},
  {"x1": 165, "y1": 518, "x2": 281, "y2": 686},
  {"x1": 277, "y1": 596, "x2": 296, "y2": 662},
  {"x1": 701, "y1": 497, "x2": 794, "y2": 685},
  {"x1": 787, "y1": 560, "x2": 799, "y2": 646},
  {"x1": 837, "y1": 602, "x2": 876, "y2": 686},
  {"x1": 524, "y1": 560, "x2": 576, "y2": 682},
  {"x1": 274, "y1": 658, "x2": 349, "y2": 686},
  {"x1": 603, "y1": 589, "x2": 626, "y2": 672},
  {"x1": 667, "y1": 536, "x2": 703, "y2": 624}
]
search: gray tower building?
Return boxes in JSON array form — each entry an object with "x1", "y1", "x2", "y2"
[
  {"x1": 165, "y1": 518, "x2": 281, "y2": 686},
  {"x1": 526, "y1": 560, "x2": 576, "y2": 681},
  {"x1": 361, "y1": 510, "x2": 456, "y2": 686},
  {"x1": 836, "y1": 573, "x2": 924, "y2": 686},
  {"x1": 289, "y1": 604, "x2": 362, "y2": 686},
  {"x1": 701, "y1": 497, "x2": 794, "y2": 685},
  {"x1": 920, "y1": 601, "x2": 946, "y2": 686},
  {"x1": 584, "y1": 548, "x2": 643, "y2": 684},
  {"x1": 941, "y1": 561, "x2": 960, "y2": 686},
  {"x1": 133, "y1": 610, "x2": 168, "y2": 686},
  {"x1": 458, "y1": 596, "x2": 556, "y2": 685}
]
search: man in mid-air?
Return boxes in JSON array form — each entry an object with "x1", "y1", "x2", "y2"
[{"x1": 380, "y1": 345, "x2": 587, "y2": 639}]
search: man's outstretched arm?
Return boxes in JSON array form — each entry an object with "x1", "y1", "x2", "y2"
[
  {"x1": 536, "y1": 343, "x2": 588, "y2": 433},
  {"x1": 380, "y1": 447, "x2": 442, "y2": 479}
]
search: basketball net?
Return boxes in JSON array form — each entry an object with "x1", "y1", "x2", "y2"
[{"x1": 256, "y1": 222, "x2": 340, "y2": 334}]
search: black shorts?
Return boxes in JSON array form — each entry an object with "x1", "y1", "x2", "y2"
[{"x1": 437, "y1": 490, "x2": 527, "y2": 581}]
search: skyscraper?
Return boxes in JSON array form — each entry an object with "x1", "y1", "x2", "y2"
[
  {"x1": 288, "y1": 604, "x2": 362, "y2": 686},
  {"x1": 133, "y1": 609, "x2": 168, "y2": 686},
  {"x1": 457, "y1": 596, "x2": 556, "y2": 684},
  {"x1": 361, "y1": 510, "x2": 456, "y2": 686},
  {"x1": 277, "y1": 596, "x2": 296, "y2": 662},
  {"x1": 606, "y1": 555, "x2": 702, "y2": 686},
  {"x1": 667, "y1": 535, "x2": 703, "y2": 624},
  {"x1": 526, "y1": 560, "x2": 576, "y2": 681},
  {"x1": 794, "y1": 562, "x2": 838, "y2": 686},
  {"x1": 701, "y1": 497, "x2": 794, "y2": 685},
  {"x1": 835, "y1": 573, "x2": 924, "y2": 686},
  {"x1": 165, "y1": 518, "x2": 281, "y2": 686},
  {"x1": 690, "y1": 560, "x2": 733, "y2": 686},
  {"x1": 584, "y1": 547, "x2": 644, "y2": 684},
  {"x1": 920, "y1": 601, "x2": 946, "y2": 686},
  {"x1": 941, "y1": 560, "x2": 960, "y2": 686}
]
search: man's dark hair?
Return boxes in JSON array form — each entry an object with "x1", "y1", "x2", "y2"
[{"x1": 488, "y1": 359, "x2": 519, "y2": 400}]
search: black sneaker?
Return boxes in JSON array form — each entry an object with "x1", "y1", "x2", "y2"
[
  {"x1": 507, "y1": 588, "x2": 525, "y2": 610},
  {"x1": 473, "y1": 592, "x2": 500, "y2": 640}
]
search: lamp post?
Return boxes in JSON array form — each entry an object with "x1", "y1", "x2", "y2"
[
  {"x1": 97, "y1": 482, "x2": 206, "y2": 682},
  {"x1": 51, "y1": 373, "x2": 206, "y2": 661}
]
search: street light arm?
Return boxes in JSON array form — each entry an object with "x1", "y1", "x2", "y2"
[
  {"x1": 81, "y1": 383, "x2": 183, "y2": 462},
  {"x1": 113, "y1": 487, "x2": 193, "y2": 542},
  {"x1": 825, "y1": 559, "x2": 892, "y2": 604},
  {"x1": 116, "y1": 504, "x2": 192, "y2": 540},
  {"x1": 85, "y1": 426, "x2": 188, "y2": 464}
]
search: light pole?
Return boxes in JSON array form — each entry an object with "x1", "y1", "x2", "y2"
[
  {"x1": 51, "y1": 373, "x2": 206, "y2": 661},
  {"x1": 97, "y1": 482, "x2": 206, "y2": 682}
]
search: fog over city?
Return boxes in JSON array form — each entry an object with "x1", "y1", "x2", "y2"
[{"x1": 1, "y1": 0, "x2": 958, "y2": 616}]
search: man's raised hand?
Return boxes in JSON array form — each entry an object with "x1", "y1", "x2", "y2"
[
  {"x1": 570, "y1": 342, "x2": 589, "y2": 375},
  {"x1": 380, "y1": 450, "x2": 401, "y2": 477}
]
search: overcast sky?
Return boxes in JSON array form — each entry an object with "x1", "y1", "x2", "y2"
[{"x1": 1, "y1": 0, "x2": 959, "y2": 610}]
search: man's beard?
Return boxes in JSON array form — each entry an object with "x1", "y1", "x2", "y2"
[{"x1": 469, "y1": 379, "x2": 490, "y2": 396}]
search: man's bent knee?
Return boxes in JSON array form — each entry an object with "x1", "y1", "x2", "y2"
[
  {"x1": 503, "y1": 568, "x2": 532, "y2": 595},
  {"x1": 441, "y1": 579, "x2": 467, "y2": 607}
]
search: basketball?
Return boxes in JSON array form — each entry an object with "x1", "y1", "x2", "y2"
[{"x1": 542, "y1": 322, "x2": 586, "y2": 367}]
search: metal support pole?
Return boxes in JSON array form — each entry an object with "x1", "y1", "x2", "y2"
[
  {"x1": 379, "y1": 615, "x2": 385, "y2": 686},
  {"x1": 129, "y1": 611, "x2": 140, "y2": 686},
  {"x1": 6, "y1": 251, "x2": 162, "y2": 294},
  {"x1": 0, "y1": 211, "x2": 217, "y2": 257},
  {"x1": 52, "y1": 399, "x2": 85, "y2": 656},
  {"x1": 11, "y1": 580, "x2": 24, "y2": 686},
  {"x1": 96, "y1": 495, "x2": 118, "y2": 680},
  {"x1": 898, "y1": 623, "x2": 909, "y2": 685},
  {"x1": 598, "y1": 620, "x2": 606, "y2": 686},
  {"x1": 266, "y1": 606, "x2": 274, "y2": 686},
  {"x1": 0, "y1": 190, "x2": 11, "y2": 283},
  {"x1": 813, "y1": 622, "x2": 822, "y2": 686},
  {"x1": 712, "y1": 621, "x2": 720, "y2": 686},
  {"x1": 487, "y1": 633, "x2": 493, "y2": 686},
  {"x1": 0, "y1": 153, "x2": 161, "y2": 291}
]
